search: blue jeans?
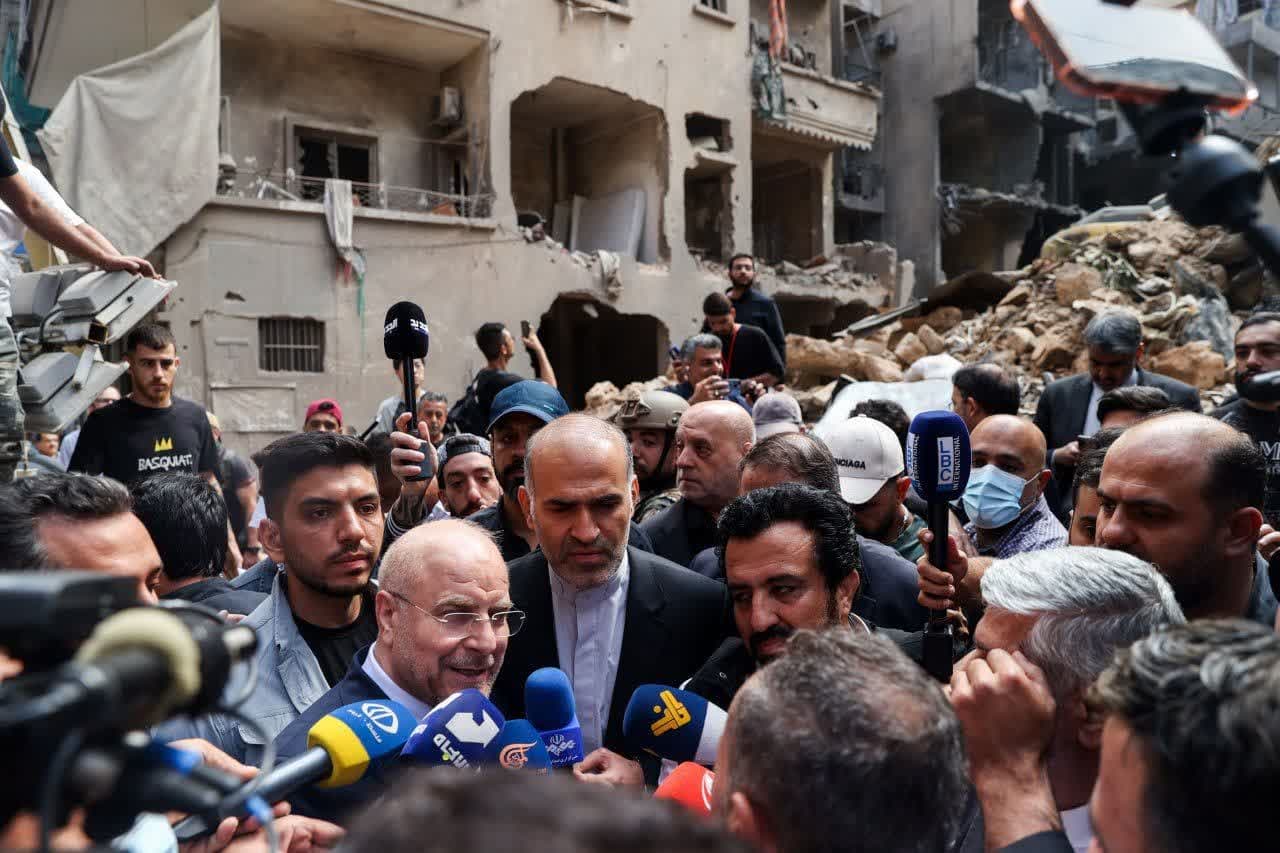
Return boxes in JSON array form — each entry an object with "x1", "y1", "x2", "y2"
[{"x1": 0, "y1": 316, "x2": 23, "y2": 482}]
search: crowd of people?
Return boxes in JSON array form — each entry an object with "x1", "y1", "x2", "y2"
[{"x1": 3, "y1": 244, "x2": 1280, "y2": 853}]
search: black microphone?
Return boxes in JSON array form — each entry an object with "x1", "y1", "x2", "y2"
[
  {"x1": 1238, "y1": 370, "x2": 1280, "y2": 403},
  {"x1": 383, "y1": 301, "x2": 433, "y2": 482},
  {"x1": 905, "y1": 411, "x2": 972, "y2": 683}
]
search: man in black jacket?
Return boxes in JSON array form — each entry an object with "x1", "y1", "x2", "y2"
[
  {"x1": 133, "y1": 472, "x2": 265, "y2": 615},
  {"x1": 640, "y1": 401, "x2": 755, "y2": 567},
  {"x1": 490, "y1": 414, "x2": 728, "y2": 785},
  {"x1": 1034, "y1": 312, "x2": 1200, "y2": 498}
]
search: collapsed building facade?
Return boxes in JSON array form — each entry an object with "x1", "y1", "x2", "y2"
[{"x1": 9, "y1": 0, "x2": 891, "y2": 449}]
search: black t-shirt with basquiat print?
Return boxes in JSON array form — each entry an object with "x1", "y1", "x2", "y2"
[{"x1": 68, "y1": 396, "x2": 218, "y2": 486}]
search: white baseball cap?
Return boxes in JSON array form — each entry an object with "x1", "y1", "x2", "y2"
[{"x1": 824, "y1": 416, "x2": 904, "y2": 505}]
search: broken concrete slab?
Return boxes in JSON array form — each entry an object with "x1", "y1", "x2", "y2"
[
  {"x1": 1149, "y1": 341, "x2": 1227, "y2": 390},
  {"x1": 1053, "y1": 263, "x2": 1102, "y2": 306}
]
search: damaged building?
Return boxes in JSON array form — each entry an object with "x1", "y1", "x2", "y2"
[
  {"x1": 12, "y1": 0, "x2": 883, "y2": 447},
  {"x1": 851, "y1": 0, "x2": 1093, "y2": 291}
]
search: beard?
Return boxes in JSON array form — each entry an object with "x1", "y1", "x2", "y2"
[
  {"x1": 500, "y1": 462, "x2": 525, "y2": 503},
  {"x1": 288, "y1": 563, "x2": 371, "y2": 599},
  {"x1": 749, "y1": 593, "x2": 842, "y2": 663}
]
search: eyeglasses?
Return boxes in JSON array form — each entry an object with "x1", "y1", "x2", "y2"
[{"x1": 388, "y1": 590, "x2": 525, "y2": 638}]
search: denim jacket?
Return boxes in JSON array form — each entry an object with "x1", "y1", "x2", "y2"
[{"x1": 155, "y1": 567, "x2": 329, "y2": 766}]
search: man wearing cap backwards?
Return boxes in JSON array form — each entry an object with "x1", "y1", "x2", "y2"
[
  {"x1": 824, "y1": 416, "x2": 927, "y2": 563},
  {"x1": 303, "y1": 398, "x2": 344, "y2": 433},
  {"x1": 752, "y1": 392, "x2": 805, "y2": 440},
  {"x1": 612, "y1": 389, "x2": 688, "y2": 523},
  {"x1": 386, "y1": 380, "x2": 656, "y2": 562}
]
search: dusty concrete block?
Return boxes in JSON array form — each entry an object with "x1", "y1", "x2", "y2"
[
  {"x1": 1053, "y1": 263, "x2": 1102, "y2": 307},
  {"x1": 893, "y1": 332, "x2": 928, "y2": 366},
  {"x1": 1149, "y1": 341, "x2": 1226, "y2": 390},
  {"x1": 917, "y1": 324, "x2": 946, "y2": 355}
]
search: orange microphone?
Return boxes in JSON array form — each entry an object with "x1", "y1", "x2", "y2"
[{"x1": 654, "y1": 761, "x2": 715, "y2": 817}]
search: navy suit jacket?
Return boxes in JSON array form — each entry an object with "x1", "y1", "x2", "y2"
[{"x1": 269, "y1": 646, "x2": 395, "y2": 825}]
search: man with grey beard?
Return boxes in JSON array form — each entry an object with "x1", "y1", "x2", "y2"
[{"x1": 490, "y1": 414, "x2": 728, "y2": 785}]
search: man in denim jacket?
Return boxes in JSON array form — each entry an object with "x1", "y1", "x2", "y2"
[{"x1": 158, "y1": 431, "x2": 385, "y2": 764}]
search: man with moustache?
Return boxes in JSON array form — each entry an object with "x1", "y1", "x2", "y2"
[
  {"x1": 1213, "y1": 311, "x2": 1280, "y2": 527},
  {"x1": 612, "y1": 389, "x2": 687, "y2": 523},
  {"x1": 271, "y1": 520, "x2": 516, "y2": 822},
  {"x1": 386, "y1": 381, "x2": 654, "y2": 560},
  {"x1": 490, "y1": 415, "x2": 727, "y2": 785},
  {"x1": 158, "y1": 431, "x2": 385, "y2": 763}
]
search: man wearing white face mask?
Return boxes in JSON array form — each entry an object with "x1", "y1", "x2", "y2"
[{"x1": 961, "y1": 415, "x2": 1066, "y2": 559}]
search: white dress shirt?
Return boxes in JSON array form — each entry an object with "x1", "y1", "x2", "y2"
[
  {"x1": 362, "y1": 641, "x2": 433, "y2": 722},
  {"x1": 549, "y1": 552, "x2": 630, "y2": 754},
  {"x1": 1060, "y1": 804, "x2": 1093, "y2": 853},
  {"x1": 1082, "y1": 369, "x2": 1137, "y2": 436}
]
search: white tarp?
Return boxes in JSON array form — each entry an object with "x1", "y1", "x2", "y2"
[{"x1": 38, "y1": 5, "x2": 220, "y2": 258}]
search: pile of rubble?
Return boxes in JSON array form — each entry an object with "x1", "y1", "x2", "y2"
[
  {"x1": 581, "y1": 216, "x2": 1274, "y2": 422},
  {"x1": 783, "y1": 215, "x2": 1277, "y2": 417}
]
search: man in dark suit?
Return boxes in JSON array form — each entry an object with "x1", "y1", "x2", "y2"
[
  {"x1": 1034, "y1": 312, "x2": 1200, "y2": 507},
  {"x1": 490, "y1": 414, "x2": 728, "y2": 785},
  {"x1": 272, "y1": 519, "x2": 515, "y2": 823}
]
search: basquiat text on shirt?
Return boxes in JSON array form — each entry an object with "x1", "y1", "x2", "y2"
[{"x1": 138, "y1": 452, "x2": 195, "y2": 473}]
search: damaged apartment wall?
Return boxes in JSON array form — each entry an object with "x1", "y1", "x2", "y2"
[
  {"x1": 158, "y1": 0, "x2": 761, "y2": 448},
  {"x1": 876, "y1": 0, "x2": 981, "y2": 291}
]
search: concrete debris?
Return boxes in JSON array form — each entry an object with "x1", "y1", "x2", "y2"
[
  {"x1": 780, "y1": 215, "x2": 1269, "y2": 419},
  {"x1": 582, "y1": 376, "x2": 671, "y2": 421},
  {"x1": 904, "y1": 353, "x2": 963, "y2": 382}
]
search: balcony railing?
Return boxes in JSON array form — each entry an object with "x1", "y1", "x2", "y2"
[
  {"x1": 216, "y1": 169, "x2": 495, "y2": 219},
  {"x1": 842, "y1": 59, "x2": 882, "y2": 87}
]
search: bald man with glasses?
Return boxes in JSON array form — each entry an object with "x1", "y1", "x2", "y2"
[{"x1": 269, "y1": 518, "x2": 519, "y2": 823}]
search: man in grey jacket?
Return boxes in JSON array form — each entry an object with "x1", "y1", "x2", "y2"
[{"x1": 158, "y1": 431, "x2": 385, "y2": 764}]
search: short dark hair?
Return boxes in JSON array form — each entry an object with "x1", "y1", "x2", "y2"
[
  {"x1": 1204, "y1": 429, "x2": 1267, "y2": 519},
  {"x1": 1072, "y1": 427, "x2": 1126, "y2": 504},
  {"x1": 1238, "y1": 311, "x2": 1280, "y2": 334},
  {"x1": 952, "y1": 363, "x2": 1021, "y2": 416},
  {"x1": 475, "y1": 322, "x2": 508, "y2": 361},
  {"x1": 131, "y1": 473, "x2": 227, "y2": 582},
  {"x1": 126, "y1": 323, "x2": 176, "y2": 353},
  {"x1": 702, "y1": 292, "x2": 733, "y2": 316},
  {"x1": 717, "y1": 483, "x2": 859, "y2": 592},
  {"x1": 0, "y1": 472, "x2": 132, "y2": 569},
  {"x1": 364, "y1": 433, "x2": 396, "y2": 488},
  {"x1": 1091, "y1": 619, "x2": 1280, "y2": 853},
  {"x1": 850, "y1": 399, "x2": 909, "y2": 454},
  {"x1": 739, "y1": 432, "x2": 839, "y2": 494},
  {"x1": 252, "y1": 432, "x2": 375, "y2": 521},
  {"x1": 728, "y1": 252, "x2": 754, "y2": 269},
  {"x1": 1096, "y1": 386, "x2": 1172, "y2": 424},
  {"x1": 724, "y1": 629, "x2": 968, "y2": 853},
  {"x1": 344, "y1": 769, "x2": 750, "y2": 853}
]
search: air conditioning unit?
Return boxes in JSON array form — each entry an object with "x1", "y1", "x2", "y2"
[{"x1": 434, "y1": 87, "x2": 463, "y2": 126}]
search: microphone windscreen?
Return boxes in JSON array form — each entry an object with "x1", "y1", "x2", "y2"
[
  {"x1": 525, "y1": 667, "x2": 577, "y2": 730},
  {"x1": 400, "y1": 689, "x2": 506, "y2": 770},
  {"x1": 307, "y1": 699, "x2": 418, "y2": 788},
  {"x1": 488, "y1": 719, "x2": 552, "y2": 773},
  {"x1": 906, "y1": 411, "x2": 972, "y2": 503},
  {"x1": 622, "y1": 685, "x2": 716, "y2": 763},
  {"x1": 383, "y1": 301, "x2": 430, "y2": 361},
  {"x1": 654, "y1": 762, "x2": 716, "y2": 817}
]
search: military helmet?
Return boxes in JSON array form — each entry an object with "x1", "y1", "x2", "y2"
[{"x1": 613, "y1": 389, "x2": 687, "y2": 431}]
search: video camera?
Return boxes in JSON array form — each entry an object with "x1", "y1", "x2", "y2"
[
  {"x1": 0, "y1": 572, "x2": 257, "y2": 843},
  {"x1": 1013, "y1": 0, "x2": 1280, "y2": 282},
  {"x1": 6, "y1": 263, "x2": 175, "y2": 436}
]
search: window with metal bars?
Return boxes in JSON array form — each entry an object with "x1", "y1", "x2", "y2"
[
  {"x1": 258, "y1": 318, "x2": 325, "y2": 373},
  {"x1": 699, "y1": 0, "x2": 727, "y2": 11}
]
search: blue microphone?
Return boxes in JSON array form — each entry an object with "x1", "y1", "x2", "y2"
[
  {"x1": 622, "y1": 685, "x2": 725, "y2": 765},
  {"x1": 525, "y1": 667, "x2": 584, "y2": 768},
  {"x1": 488, "y1": 719, "x2": 552, "y2": 773},
  {"x1": 905, "y1": 410, "x2": 972, "y2": 682},
  {"x1": 400, "y1": 689, "x2": 505, "y2": 770}
]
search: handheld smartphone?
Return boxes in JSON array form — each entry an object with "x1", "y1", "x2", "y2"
[
  {"x1": 1012, "y1": 0, "x2": 1255, "y2": 113},
  {"x1": 726, "y1": 378, "x2": 742, "y2": 394},
  {"x1": 669, "y1": 345, "x2": 681, "y2": 361},
  {"x1": 520, "y1": 320, "x2": 532, "y2": 338}
]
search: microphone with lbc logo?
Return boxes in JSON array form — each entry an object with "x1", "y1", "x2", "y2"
[
  {"x1": 905, "y1": 410, "x2": 972, "y2": 683},
  {"x1": 400, "y1": 689, "x2": 506, "y2": 770},
  {"x1": 525, "y1": 667, "x2": 585, "y2": 768}
]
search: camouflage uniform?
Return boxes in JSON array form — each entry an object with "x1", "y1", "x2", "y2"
[{"x1": 635, "y1": 486, "x2": 682, "y2": 524}]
